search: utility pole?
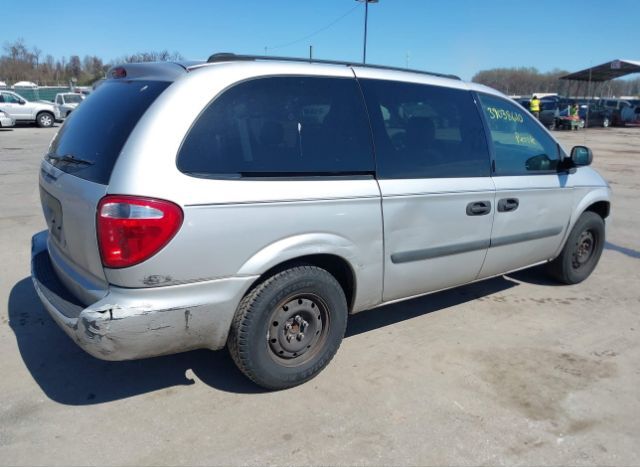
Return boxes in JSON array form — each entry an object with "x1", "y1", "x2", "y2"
[
  {"x1": 309, "y1": 45, "x2": 313, "y2": 60},
  {"x1": 356, "y1": 0, "x2": 379, "y2": 64}
]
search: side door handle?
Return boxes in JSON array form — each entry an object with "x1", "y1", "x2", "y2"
[
  {"x1": 497, "y1": 198, "x2": 519, "y2": 212},
  {"x1": 466, "y1": 200, "x2": 491, "y2": 216}
]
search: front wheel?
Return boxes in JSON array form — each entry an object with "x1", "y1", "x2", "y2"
[
  {"x1": 546, "y1": 211, "x2": 605, "y2": 284},
  {"x1": 602, "y1": 117, "x2": 610, "y2": 128},
  {"x1": 228, "y1": 265, "x2": 348, "y2": 390},
  {"x1": 36, "y1": 112, "x2": 54, "y2": 128}
]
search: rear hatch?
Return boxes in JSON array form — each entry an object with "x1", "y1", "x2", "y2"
[{"x1": 40, "y1": 79, "x2": 170, "y2": 304}]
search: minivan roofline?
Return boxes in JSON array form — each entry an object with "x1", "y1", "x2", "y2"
[
  {"x1": 106, "y1": 61, "x2": 202, "y2": 81},
  {"x1": 107, "y1": 53, "x2": 476, "y2": 92},
  {"x1": 199, "y1": 52, "x2": 461, "y2": 81}
]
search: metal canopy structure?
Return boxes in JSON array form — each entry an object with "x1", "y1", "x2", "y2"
[{"x1": 561, "y1": 59, "x2": 640, "y2": 82}]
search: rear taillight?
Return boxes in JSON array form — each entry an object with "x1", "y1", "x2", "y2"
[
  {"x1": 111, "y1": 67, "x2": 127, "y2": 78},
  {"x1": 97, "y1": 195, "x2": 183, "y2": 268}
]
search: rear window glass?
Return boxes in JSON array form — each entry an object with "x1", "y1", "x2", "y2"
[
  {"x1": 177, "y1": 76, "x2": 374, "y2": 177},
  {"x1": 47, "y1": 80, "x2": 169, "y2": 184}
]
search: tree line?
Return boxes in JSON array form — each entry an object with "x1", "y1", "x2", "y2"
[
  {"x1": 0, "y1": 39, "x2": 183, "y2": 87},
  {"x1": 472, "y1": 66, "x2": 640, "y2": 97},
  {"x1": 3, "y1": 38, "x2": 639, "y2": 96}
]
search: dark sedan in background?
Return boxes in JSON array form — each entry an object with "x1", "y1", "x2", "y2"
[
  {"x1": 556, "y1": 104, "x2": 612, "y2": 129},
  {"x1": 516, "y1": 97, "x2": 612, "y2": 130}
]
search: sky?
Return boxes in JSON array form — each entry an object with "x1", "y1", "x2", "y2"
[{"x1": 3, "y1": 0, "x2": 639, "y2": 81}]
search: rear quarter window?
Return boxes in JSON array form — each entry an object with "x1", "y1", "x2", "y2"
[
  {"x1": 47, "y1": 80, "x2": 169, "y2": 185},
  {"x1": 177, "y1": 76, "x2": 374, "y2": 177}
]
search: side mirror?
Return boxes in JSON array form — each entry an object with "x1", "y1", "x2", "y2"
[
  {"x1": 19, "y1": 100, "x2": 26, "y2": 105},
  {"x1": 571, "y1": 145, "x2": 593, "y2": 166}
]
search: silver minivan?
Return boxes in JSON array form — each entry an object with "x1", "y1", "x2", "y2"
[{"x1": 31, "y1": 54, "x2": 611, "y2": 389}]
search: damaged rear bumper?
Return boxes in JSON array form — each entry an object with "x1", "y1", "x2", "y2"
[{"x1": 31, "y1": 230, "x2": 257, "y2": 361}]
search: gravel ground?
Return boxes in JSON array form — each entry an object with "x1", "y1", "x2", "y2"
[{"x1": 0, "y1": 124, "x2": 638, "y2": 466}]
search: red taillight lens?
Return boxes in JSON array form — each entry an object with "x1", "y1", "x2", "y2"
[
  {"x1": 111, "y1": 67, "x2": 127, "y2": 78},
  {"x1": 97, "y1": 195, "x2": 183, "y2": 268}
]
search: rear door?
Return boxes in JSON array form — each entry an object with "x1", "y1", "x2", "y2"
[
  {"x1": 40, "y1": 79, "x2": 170, "y2": 302},
  {"x1": 475, "y1": 93, "x2": 574, "y2": 278},
  {"x1": 357, "y1": 76, "x2": 494, "y2": 301}
]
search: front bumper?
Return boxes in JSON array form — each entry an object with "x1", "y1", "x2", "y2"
[
  {"x1": 31, "y1": 230, "x2": 257, "y2": 361},
  {"x1": 0, "y1": 115, "x2": 15, "y2": 127}
]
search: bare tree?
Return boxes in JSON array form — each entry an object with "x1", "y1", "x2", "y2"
[{"x1": 116, "y1": 50, "x2": 184, "y2": 63}]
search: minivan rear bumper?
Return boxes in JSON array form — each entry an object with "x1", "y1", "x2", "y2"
[{"x1": 31, "y1": 230, "x2": 257, "y2": 361}]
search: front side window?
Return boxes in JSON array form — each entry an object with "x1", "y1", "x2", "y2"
[
  {"x1": 177, "y1": 77, "x2": 374, "y2": 177},
  {"x1": 359, "y1": 79, "x2": 490, "y2": 179},
  {"x1": 65, "y1": 94, "x2": 83, "y2": 104},
  {"x1": 478, "y1": 93, "x2": 559, "y2": 175},
  {"x1": 2, "y1": 93, "x2": 22, "y2": 104}
]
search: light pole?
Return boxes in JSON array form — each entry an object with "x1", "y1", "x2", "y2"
[{"x1": 356, "y1": 0, "x2": 378, "y2": 64}]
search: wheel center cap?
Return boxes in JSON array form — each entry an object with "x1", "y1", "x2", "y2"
[{"x1": 268, "y1": 298, "x2": 324, "y2": 359}]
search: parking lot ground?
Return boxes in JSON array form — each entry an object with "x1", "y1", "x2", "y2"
[{"x1": 1, "y1": 125, "x2": 639, "y2": 466}]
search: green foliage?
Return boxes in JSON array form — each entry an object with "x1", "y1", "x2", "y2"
[{"x1": 472, "y1": 67, "x2": 640, "y2": 97}]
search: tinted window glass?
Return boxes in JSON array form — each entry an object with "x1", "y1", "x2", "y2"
[
  {"x1": 48, "y1": 80, "x2": 169, "y2": 184},
  {"x1": 541, "y1": 101, "x2": 557, "y2": 111},
  {"x1": 3, "y1": 93, "x2": 22, "y2": 103},
  {"x1": 359, "y1": 79, "x2": 490, "y2": 179},
  {"x1": 478, "y1": 93, "x2": 559, "y2": 175},
  {"x1": 178, "y1": 77, "x2": 374, "y2": 177}
]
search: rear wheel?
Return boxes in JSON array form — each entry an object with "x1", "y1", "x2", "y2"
[
  {"x1": 228, "y1": 265, "x2": 348, "y2": 390},
  {"x1": 546, "y1": 211, "x2": 605, "y2": 284},
  {"x1": 36, "y1": 112, "x2": 54, "y2": 128}
]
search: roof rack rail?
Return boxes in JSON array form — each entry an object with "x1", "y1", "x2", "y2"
[{"x1": 206, "y1": 52, "x2": 461, "y2": 81}]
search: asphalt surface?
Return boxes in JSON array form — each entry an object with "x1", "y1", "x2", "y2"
[{"x1": 1, "y1": 124, "x2": 639, "y2": 466}]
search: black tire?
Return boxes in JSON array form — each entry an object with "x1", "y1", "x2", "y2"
[
  {"x1": 546, "y1": 211, "x2": 605, "y2": 284},
  {"x1": 36, "y1": 112, "x2": 54, "y2": 128},
  {"x1": 228, "y1": 265, "x2": 348, "y2": 390}
]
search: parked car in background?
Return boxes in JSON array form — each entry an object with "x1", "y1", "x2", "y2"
[
  {"x1": 516, "y1": 96, "x2": 571, "y2": 130},
  {"x1": 556, "y1": 104, "x2": 612, "y2": 129},
  {"x1": 55, "y1": 92, "x2": 85, "y2": 117},
  {"x1": 582, "y1": 104, "x2": 613, "y2": 128},
  {"x1": 539, "y1": 98, "x2": 567, "y2": 129},
  {"x1": 599, "y1": 99, "x2": 633, "y2": 126},
  {"x1": 0, "y1": 109, "x2": 15, "y2": 127},
  {"x1": 0, "y1": 90, "x2": 61, "y2": 127}
]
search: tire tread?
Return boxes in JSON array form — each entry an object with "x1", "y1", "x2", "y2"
[{"x1": 228, "y1": 265, "x2": 347, "y2": 390}]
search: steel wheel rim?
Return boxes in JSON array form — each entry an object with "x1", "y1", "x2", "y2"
[
  {"x1": 572, "y1": 230, "x2": 595, "y2": 269},
  {"x1": 267, "y1": 293, "x2": 330, "y2": 367}
]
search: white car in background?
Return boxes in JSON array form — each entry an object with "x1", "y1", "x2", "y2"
[
  {"x1": 55, "y1": 92, "x2": 85, "y2": 118},
  {"x1": 0, "y1": 90, "x2": 60, "y2": 127},
  {"x1": 0, "y1": 109, "x2": 15, "y2": 127}
]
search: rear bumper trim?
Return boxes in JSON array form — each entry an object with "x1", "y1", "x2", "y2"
[{"x1": 31, "y1": 230, "x2": 257, "y2": 361}]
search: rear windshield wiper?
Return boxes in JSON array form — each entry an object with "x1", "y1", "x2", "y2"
[{"x1": 46, "y1": 153, "x2": 94, "y2": 166}]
